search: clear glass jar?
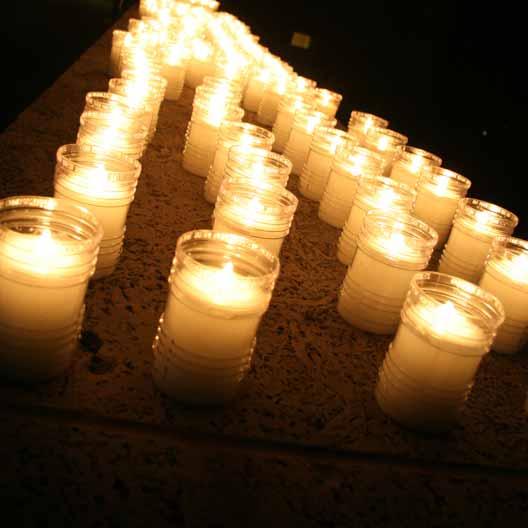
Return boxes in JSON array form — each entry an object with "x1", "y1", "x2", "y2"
[
  {"x1": 479, "y1": 236, "x2": 528, "y2": 354},
  {"x1": 204, "y1": 123, "x2": 275, "y2": 203},
  {"x1": 213, "y1": 177, "x2": 298, "y2": 256},
  {"x1": 0, "y1": 196, "x2": 103, "y2": 382},
  {"x1": 336, "y1": 176, "x2": 416, "y2": 264},
  {"x1": 390, "y1": 146, "x2": 443, "y2": 188},
  {"x1": 119, "y1": 45, "x2": 163, "y2": 79},
  {"x1": 183, "y1": 103, "x2": 244, "y2": 178},
  {"x1": 348, "y1": 110, "x2": 389, "y2": 140},
  {"x1": 314, "y1": 87, "x2": 342, "y2": 118},
  {"x1": 413, "y1": 166, "x2": 471, "y2": 247},
  {"x1": 77, "y1": 111, "x2": 148, "y2": 161},
  {"x1": 318, "y1": 146, "x2": 384, "y2": 228},
  {"x1": 109, "y1": 29, "x2": 128, "y2": 77},
  {"x1": 256, "y1": 73, "x2": 296, "y2": 126},
  {"x1": 152, "y1": 229, "x2": 280, "y2": 404},
  {"x1": 438, "y1": 198, "x2": 518, "y2": 283},
  {"x1": 185, "y1": 39, "x2": 216, "y2": 88},
  {"x1": 54, "y1": 144, "x2": 141, "y2": 278},
  {"x1": 299, "y1": 127, "x2": 358, "y2": 201},
  {"x1": 200, "y1": 76, "x2": 244, "y2": 104},
  {"x1": 283, "y1": 110, "x2": 337, "y2": 175},
  {"x1": 376, "y1": 271, "x2": 505, "y2": 432},
  {"x1": 338, "y1": 211, "x2": 437, "y2": 334},
  {"x1": 363, "y1": 126, "x2": 408, "y2": 176},
  {"x1": 161, "y1": 43, "x2": 189, "y2": 101},
  {"x1": 272, "y1": 93, "x2": 315, "y2": 153}
]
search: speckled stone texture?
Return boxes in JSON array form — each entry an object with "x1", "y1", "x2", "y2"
[{"x1": 0, "y1": 6, "x2": 527, "y2": 526}]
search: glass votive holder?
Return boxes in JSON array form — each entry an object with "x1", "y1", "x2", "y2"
[
  {"x1": 213, "y1": 177, "x2": 299, "y2": 256},
  {"x1": 337, "y1": 176, "x2": 416, "y2": 264},
  {"x1": 54, "y1": 144, "x2": 141, "y2": 278},
  {"x1": 438, "y1": 198, "x2": 519, "y2": 283},
  {"x1": 0, "y1": 196, "x2": 102, "y2": 382},
  {"x1": 243, "y1": 68, "x2": 276, "y2": 112},
  {"x1": 479, "y1": 236, "x2": 528, "y2": 354},
  {"x1": 390, "y1": 146, "x2": 443, "y2": 189},
  {"x1": 182, "y1": 103, "x2": 244, "y2": 178},
  {"x1": 338, "y1": 211, "x2": 438, "y2": 334},
  {"x1": 204, "y1": 122, "x2": 275, "y2": 203},
  {"x1": 119, "y1": 46, "x2": 163, "y2": 79},
  {"x1": 348, "y1": 110, "x2": 389, "y2": 141},
  {"x1": 314, "y1": 87, "x2": 342, "y2": 118},
  {"x1": 272, "y1": 94, "x2": 314, "y2": 153},
  {"x1": 375, "y1": 271, "x2": 505, "y2": 432},
  {"x1": 109, "y1": 29, "x2": 128, "y2": 77},
  {"x1": 283, "y1": 111, "x2": 337, "y2": 175},
  {"x1": 298, "y1": 127, "x2": 357, "y2": 201},
  {"x1": 77, "y1": 111, "x2": 148, "y2": 161},
  {"x1": 200, "y1": 76, "x2": 244, "y2": 105},
  {"x1": 152, "y1": 229, "x2": 280, "y2": 405},
  {"x1": 256, "y1": 74, "x2": 294, "y2": 126},
  {"x1": 363, "y1": 127, "x2": 409, "y2": 176},
  {"x1": 161, "y1": 44, "x2": 189, "y2": 101},
  {"x1": 318, "y1": 146, "x2": 384, "y2": 228},
  {"x1": 413, "y1": 166, "x2": 472, "y2": 248},
  {"x1": 185, "y1": 40, "x2": 216, "y2": 88}
]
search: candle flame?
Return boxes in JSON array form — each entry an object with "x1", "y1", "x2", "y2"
[
  {"x1": 503, "y1": 253, "x2": 528, "y2": 283},
  {"x1": 34, "y1": 229, "x2": 59, "y2": 275},
  {"x1": 375, "y1": 188, "x2": 396, "y2": 210},
  {"x1": 377, "y1": 135, "x2": 390, "y2": 151},
  {"x1": 384, "y1": 231, "x2": 407, "y2": 256}
]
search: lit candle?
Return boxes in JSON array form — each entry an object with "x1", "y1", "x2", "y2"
[
  {"x1": 161, "y1": 42, "x2": 188, "y2": 100},
  {"x1": 109, "y1": 29, "x2": 128, "y2": 77},
  {"x1": 438, "y1": 198, "x2": 518, "y2": 283},
  {"x1": 213, "y1": 177, "x2": 298, "y2": 255},
  {"x1": 77, "y1": 110, "x2": 148, "y2": 161},
  {"x1": 298, "y1": 127, "x2": 357, "y2": 201},
  {"x1": 338, "y1": 212, "x2": 438, "y2": 334},
  {"x1": 479, "y1": 237, "x2": 528, "y2": 354},
  {"x1": 390, "y1": 146, "x2": 442, "y2": 188},
  {"x1": 413, "y1": 166, "x2": 471, "y2": 247},
  {"x1": 348, "y1": 110, "x2": 389, "y2": 142},
  {"x1": 363, "y1": 126, "x2": 408, "y2": 176},
  {"x1": 0, "y1": 196, "x2": 102, "y2": 382},
  {"x1": 283, "y1": 110, "x2": 336, "y2": 175},
  {"x1": 376, "y1": 272, "x2": 504, "y2": 431},
  {"x1": 314, "y1": 87, "x2": 342, "y2": 118},
  {"x1": 185, "y1": 39, "x2": 216, "y2": 88},
  {"x1": 54, "y1": 144, "x2": 141, "y2": 278},
  {"x1": 152, "y1": 230, "x2": 279, "y2": 404},
  {"x1": 272, "y1": 94, "x2": 314, "y2": 153},
  {"x1": 318, "y1": 147, "x2": 384, "y2": 228},
  {"x1": 337, "y1": 176, "x2": 416, "y2": 264}
]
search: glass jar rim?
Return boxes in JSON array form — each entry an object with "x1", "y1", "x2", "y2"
[
  {"x1": 314, "y1": 87, "x2": 343, "y2": 103},
  {"x1": 79, "y1": 111, "x2": 149, "y2": 140},
  {"x1": 0, "y1": 195, "x2": 103, "y2": 255},
  {"x1": 228, "y1": 145, "x2": 292, "y2": 173},
  {"x1": 419, "y1": 166, "x2": 471, "y2": 193},
  {"x1": 357, "y1": 176, "x2": 416, "y2": 205},
  {"x1": 348, "y1": 110, "x2": 389, "y2": 128},
  {"x1": 365, "y1": 126, "x2": 408, "y2": 145},
  {"x1": 219, "y1": 121, "x2": 274, "y2": 144},
  {"x1": 401, "y1": 146, "x2": 443, "y2": 166},
  {"x1": 457, "y1": 198, "x2": 518, "y2": 231}
]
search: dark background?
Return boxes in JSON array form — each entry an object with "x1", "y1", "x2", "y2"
[{"x1": 2, "y1": 0, "x2": 526, "y2": 236}]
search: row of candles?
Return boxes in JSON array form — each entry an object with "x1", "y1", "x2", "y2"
[{"x1": 0, "y1": 0, "x2": 526, "y2": 432}]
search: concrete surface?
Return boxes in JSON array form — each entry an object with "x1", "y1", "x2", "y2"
[{"x1": 0, "y1": 7, "x2": 527, "y2": 526}]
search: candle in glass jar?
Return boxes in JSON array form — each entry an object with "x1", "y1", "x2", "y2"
[
  {"x1": 376, "y1": 272, "x2": 504, "y2": 432},
  {"x1": 298, "y1": 127, "x2": 356, "y2": 201},
  {"x1": 438, "y1": 198, "x2": 518, "y2": 283},
  {"x1": 479, "y1": 236, "x2": 528, "y2": 354},
  {"x1": 0, "y1": 196, "x2": 102, "y2": 382},
  {"x1": 363, "y1": 127, "x2": 408, "y2": 176},
  {"x1": 390, "y1": 146, "x2": 442, "y2": 189},
  {"x1": 152, "y1": 230, "x2": 279, "y2": 404},
  {"x1": 204, "y1": 122, "x2": 275, "y2": 203},
  {"x1": 161, "y1": 43, "x2": 188, "y2": 100},
  {"x1": 348, "y1": 110, "x2": 389, "y2": 142},
  {"x1": 185, "y1": 39, "x2": 216, "y2": 89},
  {"x1": 213, "y1": 177, "x2": 298, "y2": 256},
  {"x1": 338, "y1": 212, "x2": 437, "y2": 334},
  {"x1": 337, "y1": 177, "x2": 416, "y2": 264},
  {"x1": 314, "y1": 87, "x2": 342, "y2": 118},
  {"x1": 109, "y1": 29, "x2": 128, "y2": 77},
  {"x1": 272, "y1": 94, "x2": 314, "y2": 153},
  {"x1": 413, "y1": 166, "x2": 471, "y2": 247},
  {"x1": 283, "y1": 110, "x2": 336, "y2": 175},
  {"x1": 54, "y1": 144, "x2": 141, "y2": 278}
]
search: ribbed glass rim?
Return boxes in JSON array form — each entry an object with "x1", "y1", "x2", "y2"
[
  {"x1": 456, "y1": 198, "x2": 518, "y2": 234},
  {"x1": 228, "y1": 145, "x2": 292, "y2": 175},
  {"x1": 399, "y1": 146, "x2": 443, "y2": 167},
  {"x1": 348, "y1": 110, "x2": 389, "y2": 130}
]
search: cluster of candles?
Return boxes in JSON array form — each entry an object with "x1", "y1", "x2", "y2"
[{"x1": 0, "y1": 0, "x2": 526, "y2": 431}]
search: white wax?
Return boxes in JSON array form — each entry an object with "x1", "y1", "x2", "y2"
[
  {"x1": 257, "y1": 91, "x2": 281, "y2": 126},
  {"x1": 390, "y1": 162, "x2": 421, "y2": 188},
  {"x1": 438, "y1": 224, "x2": 493, "y2": 283},
  {"x1": 413, "y1": 184, "x2": 460, "y2": 246},
  {"x1": 272, "y1": 111, "x2": 294, "y2": 153},
  {"x1": 298, "y1": 149, "x2": 334, "y2": 201},
  {"x1": 186, "y1": 59, "x2": 215, "y2": 89},
  {"x1": 336, "y1": 204, "x2": 367, "y2": 263},
  {"x1": 479, "y1": 257, "x2": 528, "y2": 354},
  {"x1": 109, "y1": 31, "x2": 126, "y2": 78},
  {"x1": 283, "y1": 129, "x2": 314, "y2": 176},
  {"x1": 162, "y1": 63, "x2": 186, "y2": 101},
  {"x1": 318, "y1": 168, "x2": 360, "y2": 228},
  {"x1": 243, "y1": 78, "x2": 266, "y2": 112},
  {"x1": 183, "y1": 121, "x2": 220, "y2": 177},
  {"x1": 338, "y1": 247, "x2": 418, "y2": 334}
]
